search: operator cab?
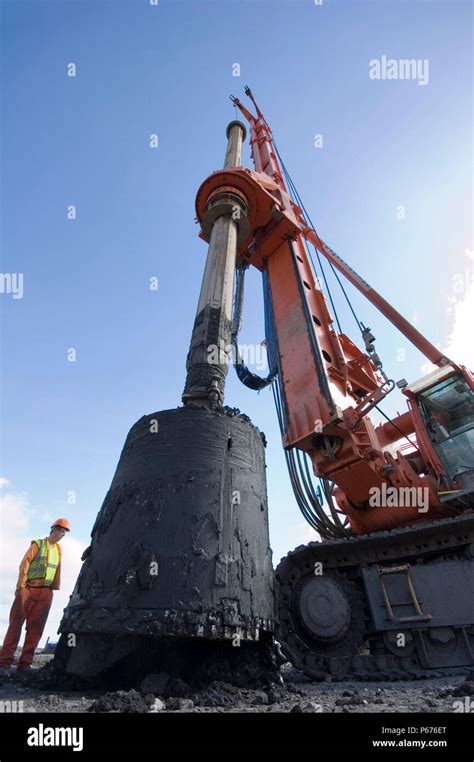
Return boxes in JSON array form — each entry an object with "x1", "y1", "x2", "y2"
[{"x1": 406, "y1": 366, "x2": 474, "y2": 502}]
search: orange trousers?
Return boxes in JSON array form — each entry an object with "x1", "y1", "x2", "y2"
[{"x1": 0, "y1": 587, "x2": 53, "y2": 670}]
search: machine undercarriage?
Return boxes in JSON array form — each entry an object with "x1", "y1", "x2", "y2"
[{"x1": 276, "y1": 514, "x2": 474, "y2": 679}]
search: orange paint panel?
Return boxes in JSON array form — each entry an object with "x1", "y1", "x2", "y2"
[{"x1": 267, "y1": 242, "x2": 332, "y2": 445}]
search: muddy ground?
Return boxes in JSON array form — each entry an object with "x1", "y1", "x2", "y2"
[{"x1": 0, "y1": 654, "x2": 472, "y2": 714}]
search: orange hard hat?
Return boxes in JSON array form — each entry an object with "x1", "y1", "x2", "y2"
[{"x1": 52, "y1": 518, "x2": 70, "y2": 532}]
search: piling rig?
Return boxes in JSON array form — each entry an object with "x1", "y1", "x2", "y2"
[
  {"x1": 224, "y1": 87, "x2": 474, "y2": 679},
  {"x1": 56, "y1": 88, "x2": 474, "y2": 683}
]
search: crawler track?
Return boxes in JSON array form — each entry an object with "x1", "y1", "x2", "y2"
[{"x1": 276, "y1": 514, "x2": 474, "y2": 680}]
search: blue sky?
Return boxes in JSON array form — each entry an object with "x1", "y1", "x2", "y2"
[{"x1": 1, "y1": 0, "x2": 472, "y2": 641}]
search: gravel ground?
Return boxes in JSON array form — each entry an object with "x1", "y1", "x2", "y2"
[{"x1": 0, "y1": 655, "x2": 472, "y2": 714}]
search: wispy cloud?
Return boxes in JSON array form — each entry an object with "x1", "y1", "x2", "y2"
[
  {"x1": 421, "y1": 272, "x2": 473, "y2": 375},
  {"x1": 445, "y1": 282, "x2": 474, "y2": 369}
]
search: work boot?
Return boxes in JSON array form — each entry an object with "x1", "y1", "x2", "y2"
[{"x1": 0, "y1": 666, "x2": 12, "y2": 678}]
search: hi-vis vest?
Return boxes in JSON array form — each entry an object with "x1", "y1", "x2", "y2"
[{"x1": 27, "y1": 539, "x2": 59, "y2": 586}]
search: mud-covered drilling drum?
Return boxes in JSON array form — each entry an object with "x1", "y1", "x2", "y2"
[{"x1": 57, "y1": 406, "x2": 274, "y2": 675}]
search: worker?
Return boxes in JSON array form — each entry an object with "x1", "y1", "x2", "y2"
[
  {"x1": 0, "y1": 519, "x2": 70, "y2": 674},
  {"x1": 430, "y1": 409, "x2": 450, "y2": 442}
]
